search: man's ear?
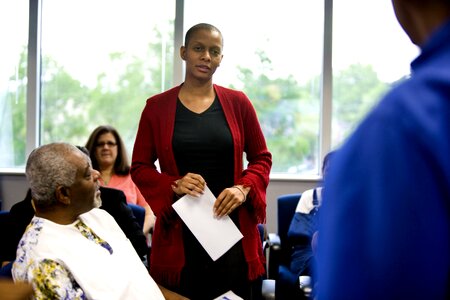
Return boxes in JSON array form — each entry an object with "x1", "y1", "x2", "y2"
[{"x1": 55, "y1": 186, "x2": 71, "y2": 205}]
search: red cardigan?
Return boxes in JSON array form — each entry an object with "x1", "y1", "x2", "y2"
[{"x1": 131, "y1": 84, "x2": 272, "y2": 286}]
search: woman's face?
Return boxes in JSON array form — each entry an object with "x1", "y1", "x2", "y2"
[
  {"x1": 94, "y1": 132, "x2": 118, "y2": 169},
  {"x1": 181, "y1": 29, "x2": 223, "y2": 82}
]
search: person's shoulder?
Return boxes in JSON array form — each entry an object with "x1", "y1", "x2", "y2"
[
  {"x1": 10, "y1": 199, "x2": 34, "y2": 219},
  {"x1": 99, "y1": 186, "x2": 127, "y2": 204},
  {"x1": 84, "y1": 207, "x2": 112, "y2": 219},
  {"x1": 146, "y1": 85, "x2": 181, "y2": 104},
  {"x1": 81, "y1": 208, "x2": 119, "y2": 229},
  {"x1": 299, "y1": 188, "x2": 315, "y2": 204},
  {"x1": 360, "y1": 73, "x2": 448, "y2": 143},
  {"x1": 214, "y1": 84, "x2": 247, "y2": 98},
  {"x1": 295, "y1": 188, "x2": 317, "y2": 213},
  {"x1": 18, "y1": 217, "x2": 44, "y2": 243},
  {"x1": 141, "y1": 85, "x2": 181, "y2": 118},
  {"x1": 10, "y1": 190, "x2": 34, "y2": 215},
  {"x1": 214, "y1": 84, "x2": 253, "y2": 112}
]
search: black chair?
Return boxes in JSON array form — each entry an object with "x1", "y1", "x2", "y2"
[
  {"x1": 267, "y1": 194, "x2": 300, "y2": 277},
  {"x1": 266, "y1": 193, "x2": 305, "y2": 299},
  {"x1": 127, "y1": 204, "x2": 145, "y2": 229},
  {"x1": 257, "y1": 224, "x2": 275, "y2": 300},
  {"x1": 0, "y1": 210, "x2": 13, "y2": 278}
]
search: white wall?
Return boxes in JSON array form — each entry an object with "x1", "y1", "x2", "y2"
[
  {"x1": 0, "y1": 174, "x2": 29, "y2": 211},
  {"x1": 0, "y1": 174, "x2": 318, "y2": 233}
]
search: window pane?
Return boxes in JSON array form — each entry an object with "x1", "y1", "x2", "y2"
[
  {"x1": 40, "y1": 0, "x2": 175, "y2": 156},
  {"x1": 332, "y1": 0, "x2": 419, "y2": 147},
  {"x1": 185, "y1": 0, "x2": 324, "y2": 175},
  {"x1": 0, "y1": 1, "x2": 29, "y2": 168}
]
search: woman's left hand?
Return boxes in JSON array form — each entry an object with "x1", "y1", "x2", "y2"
[{"x1": 213, "y1": 185, "x2": 248, "y2": 218}]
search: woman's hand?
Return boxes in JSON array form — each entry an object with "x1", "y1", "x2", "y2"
[
  {"x1": 171, "y1": 173, "x2": 206, "y2": 197},
  {"x1": 213, "y1": 185, "x2": 249, "y2": 218},
  {"x1": 142, "y1": 204, "x2": 156, "y2": 236}
]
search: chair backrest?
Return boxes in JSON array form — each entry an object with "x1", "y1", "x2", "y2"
[
  {"x1": 0, "y1": 210, "x2": 13, "y2": 278},
  {"x1": 277, "y1": 193, "x2": 301, "y2": 245},
  {"x1": 127, "y1": 204, "x2": 145, "y2": 229}
]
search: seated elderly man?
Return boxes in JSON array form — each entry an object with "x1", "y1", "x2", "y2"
[
  {"x1": 12, "y1": 143, "x2": 183, "y2": 299},
  {"x1": 2, "y1": 185, "x2": 149, "y2": 270}
]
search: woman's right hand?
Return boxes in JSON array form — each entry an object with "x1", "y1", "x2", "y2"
[{"x1": 171, "y1": 173, "x2": 206, "y2": 197}]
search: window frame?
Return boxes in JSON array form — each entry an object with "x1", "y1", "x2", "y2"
[{"x1": 4, "y1": 0, "x2": 333, "y2": 180}]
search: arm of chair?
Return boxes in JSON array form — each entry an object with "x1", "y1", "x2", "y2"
[
  {"x1": 266, "y1": 233, "x2": 282, "y2": 279},
  {"x1": 268, "y1": 233, "x2": 281, "y2": 246}
]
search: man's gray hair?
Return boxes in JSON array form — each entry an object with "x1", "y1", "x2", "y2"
[{"x1": 26, "y1": 143, "x2": 81, "y2": 207}]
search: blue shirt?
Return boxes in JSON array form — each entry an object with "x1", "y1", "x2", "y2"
[{"x1": 318, "y1": 21, "x2": 450, "y2": 299}]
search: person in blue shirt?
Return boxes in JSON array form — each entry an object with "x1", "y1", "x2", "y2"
[
  {"x1": 287, "y1": 151, "x2": 335, "y2": 295},
  {"x1": 318, "y1": 1, "x2": 450, "y2": 299}
]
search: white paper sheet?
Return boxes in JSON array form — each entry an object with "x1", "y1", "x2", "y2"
[
  {"x1": 172, "y1": 186, "x2": 243, "y2": 261},
  {"x1": 213, "y1": 290, "x2": 244, "y2": 300}
]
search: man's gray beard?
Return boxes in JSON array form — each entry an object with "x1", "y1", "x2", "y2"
[{"x1": 94, "y1": 194, "x2": 102, "y2": 208}]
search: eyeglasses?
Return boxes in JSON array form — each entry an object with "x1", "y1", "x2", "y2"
[{"x1": 96, "y1": 141, "x2": 117, "y2": 148}]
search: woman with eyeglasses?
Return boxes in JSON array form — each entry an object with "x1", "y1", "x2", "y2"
[{"x1": 85, "y1": 125, "x2": 156, "y2": 236}]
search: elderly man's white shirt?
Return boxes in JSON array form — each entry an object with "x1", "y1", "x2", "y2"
[{"x1": 13, "y1": 208, "x2": 164, "y2": 300}]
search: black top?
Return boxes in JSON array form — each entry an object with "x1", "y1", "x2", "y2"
[
  {"x1": 172, "y1": 97, "x2": 248, "y2": 299},
  {"x1": 173, "y1": 96, "x2": 234, "y2": 196}
]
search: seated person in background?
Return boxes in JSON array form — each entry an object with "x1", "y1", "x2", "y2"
[
  {"x1": 12, "y1": 143, "x2": 186, "y2": 299},
  {"x1": 85, "y1": 125, "x2": 155, "y2": 236},
  {"x1": 287, "y1": 151, "x2": 335, "y2": 291}
]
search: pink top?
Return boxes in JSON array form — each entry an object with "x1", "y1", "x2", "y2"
[{"x1": 99, "y1": 173, "x2": 147, "y2": 207}]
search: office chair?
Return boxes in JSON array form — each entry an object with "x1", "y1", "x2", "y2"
[
  {"x1": 267, "y1": 193, "x2": 300, "y2": 277},
  {"x1": 266, "y1": 193, "x2": 311, "y2": 299},
  {"x1": 127, "y1": 203, "x2": 145, "y2": 229},
  {"x1": 0, "y1": 210, "x2": 13, "y2": 278}
]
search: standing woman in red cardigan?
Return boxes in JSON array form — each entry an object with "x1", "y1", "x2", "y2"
[{"x1": 131, "y1": 23, "x2": 272, "y2": 299}]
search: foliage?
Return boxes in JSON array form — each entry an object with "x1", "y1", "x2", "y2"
[
  {"x1": 332, "y1": 63, "x2": 389, "y2": 145},
  {"x1": 6, "y1": 48, "x2": 28, "y2": 166},
  {"x1": 234, "y1": 53, "x2": 321, "y2": 173},
  {"x1": 40, "y1": 56, "x2": 91, "y2": 146},
  {"x1": 45, "y1": 26, "x2": 173, "y2": 156},
  {"x1": 3, "y1": 32, "x2": 388, "y2": 173}
]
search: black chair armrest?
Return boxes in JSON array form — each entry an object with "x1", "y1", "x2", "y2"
[
  {"x1": 266, "y1": 233, "x2": 283, "y2": 279},
  {"x1": 268, "y1": 233, "x2": 281, "y2": 246}
]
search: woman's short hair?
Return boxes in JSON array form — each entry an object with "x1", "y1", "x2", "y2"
[
  {"x1": 184, "y1": 23, "x2": 223, "y2": 47},
  {"x1": 85, "y1": 125, "x2": 130, "y2": 175}
]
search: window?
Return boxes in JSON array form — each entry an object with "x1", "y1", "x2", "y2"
[
  {"x1": 40, "y1": 0, "x2": 175, "y2": 156},
  {"x1": 0, "y1": 0, "x2": 29, "y2": 168},
  {"x1": 185, "y1": 0, "x2": 324, "y2": 175},
  {"x1": 1, "y1": 0, "x2": 420, "y2": 177},
  {"x1": 332, "y1": 0, "x2": 419, "y2": 147}
]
